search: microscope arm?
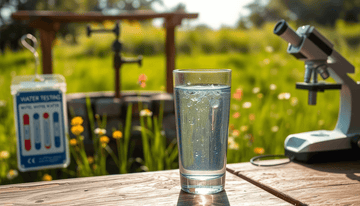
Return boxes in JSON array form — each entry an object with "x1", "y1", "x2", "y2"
[
  {"x1": 324, "y1": 50, "x2": 360, "y2": 134},
  {"x1": 327, "y1": 50, "x2": 355, "y2": 85}
]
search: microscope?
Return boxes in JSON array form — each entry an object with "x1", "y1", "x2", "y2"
[{"x1": 274, "y1": 20, "x2": 360, "y2": 163}]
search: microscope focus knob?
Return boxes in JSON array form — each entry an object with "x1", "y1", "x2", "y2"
[
  {"x1": 350, "y1": 136, "x2": 360, "y2": 150},
  {"x1": 316, "y1": 65, "x2": 330, "y2": 80}
]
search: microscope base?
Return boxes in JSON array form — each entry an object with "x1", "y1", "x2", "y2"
[
  {"x1": 284, "y1": 130, "x2": 360, "y2": 163},
  {"x1": 285, "y1": 148, "x2": 360, "y2": 163}
]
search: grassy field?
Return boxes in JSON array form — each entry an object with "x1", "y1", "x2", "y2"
[{"x1": 1, "y1": 20, "x2": 360, "y2": 184}]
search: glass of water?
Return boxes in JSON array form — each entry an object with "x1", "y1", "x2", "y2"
[{"x1": 173, "y1": 69, "x2": 231, "y2": 194}]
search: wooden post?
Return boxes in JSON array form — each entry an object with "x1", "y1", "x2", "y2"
[
  {"x1": 165, "y1": 26, "x2": 175, "y2": 94},
  {"x1": 39, "y1": 27, "x2": 56, "y2": 74},
  {"x1": 165, "y1": 16, "x2": 182, "y2": 94}
]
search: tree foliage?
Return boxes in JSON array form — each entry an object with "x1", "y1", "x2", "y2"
[
  {"x1": 0, "y1": 0, "x2": 164, "y2": 53},
  {"x1": 244, "y1": 0, "x2": 360, "y2": 28}
]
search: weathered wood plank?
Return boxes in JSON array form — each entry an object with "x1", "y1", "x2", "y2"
[
  {"x1": 227, "y1": 159, "x2": 360, "y2": 205},
  {"x1": 11, "y1": 10, "x2": 199, "y2": 23},
  {"x1": 0, "y1": 169, "x2": 290, "y2": 206}
]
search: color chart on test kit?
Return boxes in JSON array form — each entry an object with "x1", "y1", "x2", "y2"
[{"x1": 15, "y1": 90, "x2": 68, "y2": 171}]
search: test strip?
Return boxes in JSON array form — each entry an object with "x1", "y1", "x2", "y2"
[
  {"x1": 23, "y1": 114, "x2": 31, "y2": 151},
  {"x1": 43, "y1": 113, "x2": 51, "y2": 149},
  {"x1": 33, "y1": 113, "x2": 41, "y2": 150},
  {"x1": 53, "y1": 112, "x2": 61, "y2": 148}
]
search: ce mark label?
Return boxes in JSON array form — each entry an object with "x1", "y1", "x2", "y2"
[{"x1": 27, "y1": 158, "x2": 35, "y2": 164}]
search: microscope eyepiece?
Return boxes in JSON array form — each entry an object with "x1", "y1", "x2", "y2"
[
  {"x1": 274, "y1": 20, "x2": 302, "y2": 47},
  {"x1": 274, "y1": 19, "x2": 288, "y2": 36}
]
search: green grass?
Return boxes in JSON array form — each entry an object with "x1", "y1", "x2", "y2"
[{"x1": 1, "y1": 20, "x2": 360, "y2": 184}]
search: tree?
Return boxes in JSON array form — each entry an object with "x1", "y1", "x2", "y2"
[
  {"x1": 282, "y1": 0, "x2": 343, "y2": 26},
  {"x1": 341, "y1": 0, "x2": 360, "y2": 22},
  {"x1": 0, "y1": 0, "x2": 164, "y2": 53},
  {"x1": 0, "y1": 0, "x2": 37, "y2": 53},
  {"x1": 244, "y1": 0, "x2": 288, "y2": 28},
  {"x1": 242, "y1": 0, "x2": 360, "y2": 29}
]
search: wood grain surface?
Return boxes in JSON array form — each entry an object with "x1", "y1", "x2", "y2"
[
  {"x1": 227, "y1": 159, "x2": 360, "y2": 205},
  {"x1": 11, "y1": 10, "x2": 198, "y2": 22},
  {"x1": 0, "y1": 169, "x2": 290, "y2": 206}
]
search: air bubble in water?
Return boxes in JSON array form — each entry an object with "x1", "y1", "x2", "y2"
[{"x1": 211, "y1": 99, "x2": 220, "y2": 108}]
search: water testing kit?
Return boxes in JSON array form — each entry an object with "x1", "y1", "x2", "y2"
[{"x1": 11, "y1": 74, "x2": 70, "y2": 172}]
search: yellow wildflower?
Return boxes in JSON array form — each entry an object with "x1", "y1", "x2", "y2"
[
  {"x1": 229, "y1": 142, "x2": 239, "y2": 150},
  {"x1": 249, "y1": 114, "x2": 256, "y2": 121},
  {"x1": 278, "y1": 92, "x2": 291, "y2": 100},
  {"x1": 69, "y1": 138, "x2": 77, "y2": 146},
  {"x1": 265, "y1": 46, "x2": 274, "y2": 53},
  {"x1": 100, "y1": 136, "x2": 110, "y2": 144},
  {"x1": 94, "y1": 128, "x2": 106, "y2": 135},
  {"x1": 290, "y1": 97, "x2": 298, "y2": 106},
  {"x1": 87, "y1": 156, "x2": 94, "y2": 164},
  {"x1": 6, "y1": 169, "x2": 18, "y2": 180},
  {"x1": 271, "y1": 126, "x2": 279, "y2": 132},
  {"x1": 270, "y1": 84, "x2": 277, "y2": 90},
  {"x1": 113, "y1": 130, "x2": 123, "y2": 139},
  {"x1": 140, "y1": 109, "x2": 153, "y2": 117},
  {"x1": 254, "y1": 147, "x2": 265, "y2": 155},
  {"x1": 263, "y1": 58, "x2": 270, "y2": 65},
  {"x1": 240, "y1": 125, "x2": 249, "y2": 132},
  {"x1": 71, "y1": 116, "x2": 83, "y2": 126},
  {"x1": 0, "y1": 100, "x2": 6, "y2": 107},
  {"x1": 71, "y1": 125, "x2": 84, "y2": 136},
  {"x1": 0, "y1": 151, "x2": 10, "y2": 160},
  {"x1": 79, "y1": 136, "x2": 84, "y2": 141},
  {"x1": 42, "y1": 174, "x2": 52, "y2": 181}
]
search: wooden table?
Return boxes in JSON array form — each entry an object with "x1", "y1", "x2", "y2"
[{"x1": 0, "y1": 160, "x2": 359, "y2": 205}]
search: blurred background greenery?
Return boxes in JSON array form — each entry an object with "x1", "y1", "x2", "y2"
[{"x1": 1, "y1": 0, "x2": 360, "y2": 185}]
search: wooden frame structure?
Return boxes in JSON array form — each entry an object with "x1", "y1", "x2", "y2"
[{"x1": 12, "y1": 10, "x2": 198, "y2": 94}]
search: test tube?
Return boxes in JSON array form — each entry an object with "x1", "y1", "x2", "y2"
[
  {"x1": 53, "y1": 112, "x2": 61, "y2": 148},
  {"x1": 23, "y1": 114, "x2": 31, "y2": 151},
  {"x1": 43, "y1": 113, "x2": 51, "y2": 149},
  {"x1": 33, "y1": 113, "x2": 41, "y2": 150}
]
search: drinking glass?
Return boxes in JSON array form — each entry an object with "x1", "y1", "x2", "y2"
[{"x1": 173, "y1": 69, "x2": 231, "y2": 194}]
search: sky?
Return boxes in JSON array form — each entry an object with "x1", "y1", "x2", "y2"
[{"x1": 152, "y1": 0, "x2": 254, "y2": 30}]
